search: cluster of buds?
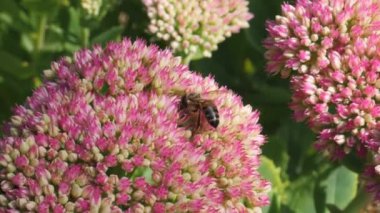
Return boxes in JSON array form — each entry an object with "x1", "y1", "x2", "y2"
[
  {"x1": 143, "y1": 0, "x2": 253, "y2": 60},
  {"x1": 0, "y1": 39, "x2": 269, "y2": 212},
  {"x1": 81, "y1": 0, "x2": 102, "y2": 17},
  {"x1": 264, "y1": 0, "x2": 380, "y2": 158},
  {"x1": 364, "y1": 129, "x2": 380, "y2": 201},
  {"x1": 264, "y1": 0, "x2": 380, "y2": 200}
]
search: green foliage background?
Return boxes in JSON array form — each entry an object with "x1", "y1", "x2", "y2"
[{"x1": 0, "y1": 0, "x2": 371, "y2": 212}]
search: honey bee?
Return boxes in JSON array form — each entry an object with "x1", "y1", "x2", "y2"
[{"x1": 178, "y1": 93, "x2": 219, "y2": 132}]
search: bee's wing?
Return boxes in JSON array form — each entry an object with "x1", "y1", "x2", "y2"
[
  {"x1": 170, "y1": 87, "x2": 230, "y2": 102},
  {"x1": 199, "y1": 87, "x2": 230, "y2": 101}
]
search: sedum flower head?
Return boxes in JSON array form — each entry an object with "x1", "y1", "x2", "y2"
[
  {"x1": 264, "y1": 0, "x2": 380, "y2": 159},
  {"x1": 81, "y1": 0, "x2": 102, "y2": 17},
  {"x1": 364, "y1": 130, "x2": 380, "y2": 201},
  {"x1": 0, "y1": 39, "x2": 269, "y2": 212},
  {"x1": 364, "y1": 167, "x2": 380, "y2": 201},
  {"x1": 143, "y1": 0, "x2": 253, "y2": 59}
]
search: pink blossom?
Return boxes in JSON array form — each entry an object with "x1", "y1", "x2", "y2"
[
  {"x1": 0, "y1": 39, "x2": 269, "y2": 211},
  {"x1": 143, "y1": 0, "x2": 253, "y2": 59},
  {"x1": 264, "y1": 0, "x2": 380, "y2": 200},
  {"x1": 264, "y1": 0, "x2": 380, "y2": 158}
]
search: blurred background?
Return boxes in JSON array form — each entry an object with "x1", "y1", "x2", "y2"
[{"x1": 0, "y1": 0, "x2": 367, "y2": 212}]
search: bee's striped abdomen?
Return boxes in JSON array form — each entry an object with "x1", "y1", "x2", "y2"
[{"x1": 203, "y1": 106, "x2": 219, "y2": 128}]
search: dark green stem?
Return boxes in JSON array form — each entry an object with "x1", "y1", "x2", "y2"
[
  {"x1": 32, "y1": 14, "x2": 47, "y2": 75},
  {"x1": 344, "y1": 186, "x2": 372, "y2": 213},
  {"x1": 182, "y1": 53, "x2": 193, "y2": 65},
  {"x1": 36, "y1": 14, "x2": 47, "y2": 52},
  {"x1": 82, "y1": 27, "x2": 90, "y2": 47}
]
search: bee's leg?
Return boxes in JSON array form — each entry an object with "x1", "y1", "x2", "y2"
[
  {"x1": 177, "y1": 112, "x2": 189, "y2": 128},
  {"x1": 195, "y1": 108, "x2": 201, "y2": 132}
]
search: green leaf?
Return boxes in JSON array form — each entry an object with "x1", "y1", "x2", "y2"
[
  {"x1": 246, "y1": 0, "x2": 282, "y2": 54},
  {"x1": 21, "y1": 34, "x2": 34, "y2": 53},
  {"x1": 272, "y1": 119, "x2": 316, "y2": 179},
  {"x1": 286, "y1": 176, "x2": 317, "y2": 213},
  {"x1": 314, "y1": 182, "x2": 327, "y2": 213},
  {"x1": 6, "y1": 9, "x2": 33, "y2": 33},
  {"x1": 90, "y1": 26, "x2": 124, "y2": 46},
  {"x1": 21, "y1": 0, "x2": 61, "y2": 14},
  {"x1": 142, "y1": 167, "x2": 153, "y2": 184},
  {"x1": 0, "y1": 13, "x2": 12, "y2": 26},
  {"x1": 326, "y1": 204, "x2": 343, "y2": 213},
  {"x1": 0, "y1": 0, "x2": 19, "y2": 15},
  {"x1": 252, "y1": 82, "x2": 291, "y2": 104},
  {"x1": 130, "y1": 166, "x2": 153, "y2": 184},
  {"x1": 342, "y1": 186, "x2": 372, "y2": 213},
  {"x1": 0, "y1": 73, "x2": 33, "y2": 123},
  {"x1": 321, "y1": 166, "x2": 358, "y2": 210},
  {"x1": 243, "y1": 58, "x2": 256, "y2": 75},
  {"x1": 259, "y1": 157, "x2": 285, "y2": 191},
  {"x1": 259, "y1": 156, "x2": 287, "y2": 213},
  {"x1": 63, "y1": 42, "x2": 81, "y2": 53},
  {"x1": 43, "y1": 41, "x2": 64, "y2": 52},
  {"x1": 266, "y1": 195, "x2": 281, "y2": 213},
  {"x1": 262, "y1": 135, "x2": 289, "y2": 177},
  {"x1": 67, "y1": 7, "x2": 81, "y2": 39},
  {"x1": 0, "y1": 51, "x2": 33, "y2": 79},
  {"x1": 100, "y1": 83, "x2": 109, "y2": 95}
]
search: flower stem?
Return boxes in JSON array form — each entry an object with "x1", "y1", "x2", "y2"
[
  {"x1": 182, "y1": 54, "x2": 193, "y2": 65},
  {"x1": 82, "y1": 27, "x2": 90, "y2": 47},
  {"x1": 35, "y1": 14, "x2": 47, "y2": 53},
  {"x1": 344, "y1": 185, "x2": 372, "y2": 213},
  {"x1": 32, "y1": 14, "x2": 47, "y2": 76}
]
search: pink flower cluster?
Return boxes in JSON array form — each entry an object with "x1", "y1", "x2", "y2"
[
  {"x1": 143, "y1": 0, "x2": 253, "y2": 59},
  {"x1": 0, "y1": 39, "x2": 269, "y2": 212},
  {"x1": 264, "y1": 0, "x2": 380, "y2": 200},
  {"x1": 264, "y1": 0, "x2": 380, "y2": 158},
  {"x1": 364, "y1": 132, "x2": 380, "y2": 201},
  {"x1": 364, "y1": 162, "x2": 380, "y2": 200}
]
